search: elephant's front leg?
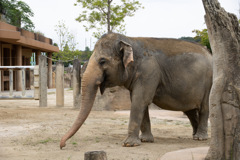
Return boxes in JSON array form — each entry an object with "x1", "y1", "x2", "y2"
[
  {"x1": 122, "y1": 99, "x2": 147, "y2": 147},
  {"x1": 122, "y1": 82, "x2": 157, "y2": 147},
  {"x1": 140, "y1": 106, "x2": 154, "y2": 143}
]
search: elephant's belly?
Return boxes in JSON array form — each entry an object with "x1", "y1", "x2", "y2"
[{"x1": 153, "y1": 94, "x2": 200, "y2": 112}]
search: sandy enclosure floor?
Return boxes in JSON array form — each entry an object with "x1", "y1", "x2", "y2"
[{"x1": 0, "y1": 89, "x2": 210, "y2": 160}]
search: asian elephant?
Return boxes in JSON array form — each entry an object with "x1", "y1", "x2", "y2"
[{"x1": 60, "y1": 33, "x2": 212, "y2": 148}]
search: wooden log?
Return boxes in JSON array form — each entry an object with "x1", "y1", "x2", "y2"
[{"x1": 84, "y1": 151, "x2": 107, "y2": 160}]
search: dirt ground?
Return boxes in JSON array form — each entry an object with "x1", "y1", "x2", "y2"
[{"x1": 0, "y1": 89, "x2": 210, "y2": 160}]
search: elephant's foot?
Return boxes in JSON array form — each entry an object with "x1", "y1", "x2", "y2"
[
  {"x1": 140, "y1": 133, "x2": 154, "y2": 143},
  {"x1": 122, "y1": 135, "x2": 141, "y2": 147},
  {"x1": 193, "y1": 131, "x2": 208, "y2": 141}
]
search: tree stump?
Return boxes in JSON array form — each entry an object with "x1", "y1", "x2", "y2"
[
  {"x1": 202, "y1": 0, "x2": 240, "y2": 159},
  {"x1": 84, "y1": 151, "x2": 107, "y2": 160}
]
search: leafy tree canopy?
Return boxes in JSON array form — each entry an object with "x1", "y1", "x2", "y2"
[
  {"x1": 0, "y1": 0, "x2": 35, "y2": 31},
  {"x1": 192, "y1": 29, "x2": 211, "y2": 52},
  {"x1": 74, "y1": 0, "x2": 143, "y2": 38}
]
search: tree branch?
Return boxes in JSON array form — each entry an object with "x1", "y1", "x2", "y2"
[{"x1": 96, "y1": 6, "x2": 107, "y2": 15}]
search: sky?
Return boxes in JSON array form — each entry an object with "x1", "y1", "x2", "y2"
[{"x1": 21, "y1": 0, "x2": 239, "y2": 50}]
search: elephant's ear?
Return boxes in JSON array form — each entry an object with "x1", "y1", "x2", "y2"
[{"x1": 120, "y1": 41, "x2": 134, "y2": 68}]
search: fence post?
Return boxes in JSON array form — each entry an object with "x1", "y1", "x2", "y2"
[
  {"x1": 56, "y1": 61, "x2": 64, "y2": 107},
  {"x1": 39, "y1": 55, "x2": 47, "y2": 107},
  {"x1": 21, "y1": 68, "x2": 26, "y2": 97},
  {"x1": 9, "y1": 69, "x2": 13, "y2": 97},
  {"x1": 73, "y1": 59, "x2": 81, "y2": 108},
  {"x1": 34, "y1": 66, "x2": 39, "y2": 100}
]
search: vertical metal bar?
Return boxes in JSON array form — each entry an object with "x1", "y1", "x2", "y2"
[
  {"x1": 22, "y1": 68, "x2": 26, "y2": 97},
  {"x1": 9, "y1": 69, "x2": 13, "y2": 97}
]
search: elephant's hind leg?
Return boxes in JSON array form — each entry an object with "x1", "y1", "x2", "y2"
[
  {"x1": 193, "y1": 93, "x2": 209, "y2": 141},
  {"x1": 193, "y1": 104, "x2": 209, "y2": 140},
  {"x1": 184, "y1": 109, "x2": 199, "y2": 136},
  {"x1": 140, "y1": 106, "x2": 154, "y2": 143}
]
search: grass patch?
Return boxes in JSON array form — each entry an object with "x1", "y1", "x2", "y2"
[
  {"x1": 184, "y1": 124, "x2": 191, "y2": 127},
  {"x1": 72, "y1": 142, "x2": 77, "y2": 145},
  {"x1": 95, "y1": 137, "x2": 100, "y2": 143},
  {"x1": 24, "y1": 137, "x2": 57, "y2": 146},
  {"x1": 38, "y1": 138, "x2": 53, "y2": 144}
]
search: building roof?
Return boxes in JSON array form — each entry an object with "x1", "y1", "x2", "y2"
[{"x1": 0, "y1": 21, "x2": 59, "y2": 53}]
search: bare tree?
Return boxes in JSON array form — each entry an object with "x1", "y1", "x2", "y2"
[{"x1": 202, "y1": 0, "x2": 240, "y2": 159}]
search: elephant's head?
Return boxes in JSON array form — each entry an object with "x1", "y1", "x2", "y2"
[{"x1": 60, "y1": 33, "x2": 134, "y2": 149}]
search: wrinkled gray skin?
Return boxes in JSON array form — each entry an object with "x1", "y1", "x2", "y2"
[{"x1": 60, "y1": 33, "x2": 212, "y2": 148}]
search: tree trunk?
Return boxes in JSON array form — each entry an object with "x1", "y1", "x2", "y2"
[{"x1": 202, "y1": 0, "x2": 240, "y2": 160}]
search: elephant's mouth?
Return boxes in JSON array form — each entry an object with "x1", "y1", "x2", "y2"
[
  {"x1": 99, "y1": 72, "x2": 116, "y2": 95},
  {"x1": 99, "y1": 72, "x2": 106, "y2": 95}
]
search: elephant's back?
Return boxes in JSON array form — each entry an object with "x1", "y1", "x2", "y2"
[{"x1": 131, "y1": 37, "x2": 211, "y2": 57}]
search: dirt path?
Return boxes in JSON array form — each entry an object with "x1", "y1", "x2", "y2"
[{"x1": 0, "y1": 90, "x2": 210, "y2": 160}]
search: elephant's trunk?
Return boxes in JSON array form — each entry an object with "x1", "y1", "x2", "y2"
[{"x1": 60, "y1": 54, "x2": 102, "y2": 149}]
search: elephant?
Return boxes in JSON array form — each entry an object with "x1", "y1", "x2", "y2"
[{"x1": 60, "y1": 33, "x2": 212, "y2": 149}]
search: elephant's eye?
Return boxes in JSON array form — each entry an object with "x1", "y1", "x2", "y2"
[{"x1": 99, "y1": 58, "x2": 106, "y2": 65}]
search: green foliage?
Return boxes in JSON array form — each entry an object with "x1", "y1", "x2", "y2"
[
  {"x1": 38, "y1": 138, "x2": 53, "y2": 144},
  {"x1": 75, "y1": 0, "x2": 143, "y2": 38},
  {"x1": 179, "y1": 37, "x2": 200, "y2": 43},
  {"x1": 192, "y1": 29, "x2": 211, "y2": 52},
  {"x1": 0, "y1": 0, "x2": 35, "y2": 31},
  {"x1": 53, "y1": 47, "x2": 81, "y2": 65},
  {"x1": 52, "y1": 45, "x2": 92, "y2": 66},
  {"x1": 35, "y1": 30, "x2": 45, "y2": 36}
]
